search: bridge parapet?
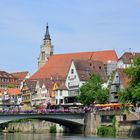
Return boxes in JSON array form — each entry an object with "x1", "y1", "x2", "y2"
[{"x1": 93, "y1": 110, "x2": 122, "y2": 115}]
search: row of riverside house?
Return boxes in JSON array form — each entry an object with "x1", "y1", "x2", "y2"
[
  {"x1": 0, "y1": 71, "x2": 30, "y2": 108},
  {"x1": 1, "y1": 25, "x2": 140, "y2": 111},
  {"x1": 19, "y1": 51, "x2": 140, "y2": 111},
  {"x1": 109, "y1": 52, "x2": 140, "y2": 103},
  {"x1": 0, "y1": 51, "x2": 139, "y2": 110}
]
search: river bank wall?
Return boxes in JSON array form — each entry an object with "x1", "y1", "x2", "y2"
[
  {"x1": 1, "y1": 112, "x2": 140, "y2": 137},
  {"x1": 84, "y1": 112, "x2": 140, "y2": 137},
  {"x1": 1, "y1": 120, "x2": 63, "y2": 133}
]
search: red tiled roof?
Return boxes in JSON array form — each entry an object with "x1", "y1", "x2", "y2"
[
  {"x1": 11, "y1": 71, "x2": 29, "y2": 80},
  {"x1": 57, "y1": 83, "x2": 67, "y2": 90},
  {"x1": 117, "y1": 68, "x2": 129, "y2": 88},
  {"x1": 0, "y1": 88, "x2": 21, "y2": 96},
  {"x1": 31, "y1": 50, "x2": 118, "y2": 80},
  {"x1": 25, "y1": 79, "x2": 37, "y2": 93},
  {"x1": 0, "y1": 71, "x2": 15, "y2": 78},
  {"x1": 119, "y1": 52, "x2": 140, "y2": 64},
  {"x1": 7, "y1": 88, "x2": 21, "y2": 96},
  {"x1": 73, "y1": 59, "x2": 107, "y2": 81},
  {"x1": 44, "y1": 80, "x2": 54, "y2": 94},
  {"x1": 54, "y1": 81, "x2": 67, "y2": 90}
]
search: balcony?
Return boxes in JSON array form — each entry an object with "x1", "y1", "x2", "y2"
[
  {"x1": 22, "y1": 92, "x2": 31, "y2": 96},
  {"x1": 22, "y1": 99, "x2": 31, "y2": 103}
]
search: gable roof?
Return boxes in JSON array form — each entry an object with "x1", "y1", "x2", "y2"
[
  {"x1": 0, "y1": 71, "x2": 15, "y2": 79},
  {"x1": 53, "y1": 81, "x2": 67, "y2": 90},
  {"x1": 43, "y1": 79, "x2": 65, "y2": 96},
  {"x1": 116, "y1": 68, "x2": 129, "y2": 88},
  {"x1": 73, "y1": 59, "x2": 107, "y2": 81},
  {"x1": 11, "y1": 71, "x2": 29, "y2": 81},
  {"x1": 25, "y1": 79, "x2": 37, "y2": 92},
  {"x1": 31, "y1": 50, "x2": 118, "y2": 80},
  {"x1": 0, "y1": 88, "x2": 21, "y2": 96},
  {"x1": 56, "y1": 82, "x2": 68, "y2": 90},
  {"x1": 7, "y1": 88, "x2": 21, "y2": 96},
  {"x1": 119, "y1": 52, "x2": 140, "y2": 64}
]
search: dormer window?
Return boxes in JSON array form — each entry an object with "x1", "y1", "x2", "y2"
[{"x1": 71, "y1": 69, "x2": 74, "y2": 74}]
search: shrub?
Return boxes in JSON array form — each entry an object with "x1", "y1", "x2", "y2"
[
  {"x1": 49, "y1": 125, "x2": 56, "y2": 133},
  {"x1": 97, "y1": 125, "x2": 116, "y2": 137}
]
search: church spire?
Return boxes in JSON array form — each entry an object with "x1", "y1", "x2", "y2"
[
  {"x1": 44, "y1": 23, "x2": 51, "y2": 40},
  {"x1": 38, "y1": 23, "x2": 53, "y2": 69}
]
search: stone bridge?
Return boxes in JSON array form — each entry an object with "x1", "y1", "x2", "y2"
[
  {"x1": 0, "y1": 113, "x2": 85, "y2": 133},
  {"x1": 0, "y1": 110, "x2": 126, "y2": 133}
]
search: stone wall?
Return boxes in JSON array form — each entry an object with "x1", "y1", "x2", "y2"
[
  {"x1": 85, "y1": 112, "x2": 140, "y2": 138},
  {"x1": 6, "y1": 120, "x2": 63, "y2": 133},
  {"x1": 117, "y1": 121, "x2": 140, "y2": 137},
  {"x1": 84, "y1": 112, "x2": 100, "y2": 135}
]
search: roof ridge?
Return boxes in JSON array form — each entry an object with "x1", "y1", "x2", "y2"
[
  {"x1": 53, "y1": 49, "x2": 116, "y2": 56},
  {"x1": 11, "y1": 71, "x2": 28, "y2": 74}
]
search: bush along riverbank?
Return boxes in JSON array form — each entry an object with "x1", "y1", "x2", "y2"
[
  {"x1": 49, "y1": 125, "x2": 57, "y2": 133},
  {"x1": 97, "y1": 117, "x2": 116, "y2": 137},
  {"x1": 0, "y1": 119, "x2": 63, "y2": 133}
]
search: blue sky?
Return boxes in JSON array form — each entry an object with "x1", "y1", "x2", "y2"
[{"x1": 0, "y1": 0, "x2": 140, "y2": 74}]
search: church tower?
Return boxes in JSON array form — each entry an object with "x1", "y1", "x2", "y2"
[{"x1": 38, "y1": 24, "x2": 53, "y2": 69}]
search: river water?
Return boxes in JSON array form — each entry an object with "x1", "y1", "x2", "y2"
[{"x1": 0, "y1": 133, "x2": 139, "y2": 140}]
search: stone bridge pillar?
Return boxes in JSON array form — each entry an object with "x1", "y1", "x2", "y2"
[{"x1": 84, "y1": 112, "x2": 100, "y2": 135}]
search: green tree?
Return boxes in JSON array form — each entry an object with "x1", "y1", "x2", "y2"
[
  {"x1": 125, "y1": 57, "x2": 140, "y2": 87},
  {"x1": 119, "y1": 88, "x2": 133, "y2": 104},
  {"x1": 78, "y1": 74, "x2": 109, "y2": 105},
  {"x1": 119, "y1": 57, "x2": 140, "y2": 105}
]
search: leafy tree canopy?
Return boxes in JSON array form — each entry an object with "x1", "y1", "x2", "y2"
[
  {"x1": 119, "y1": 57, "x2": 140, "y2": 105},
  {"x1": 78, "y1": 74, "x2": 109, "y2": 105},
  {"x1": 125, "y1": 57, "x2": 140, "y2": 86}
]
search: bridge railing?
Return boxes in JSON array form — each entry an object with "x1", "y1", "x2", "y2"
[
  {"x1": 0, "y1": 108, "x2": 87, "y2": 115},
  {"x1": 1, "y1": 104, "x2": 125, "y2": 115}
]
